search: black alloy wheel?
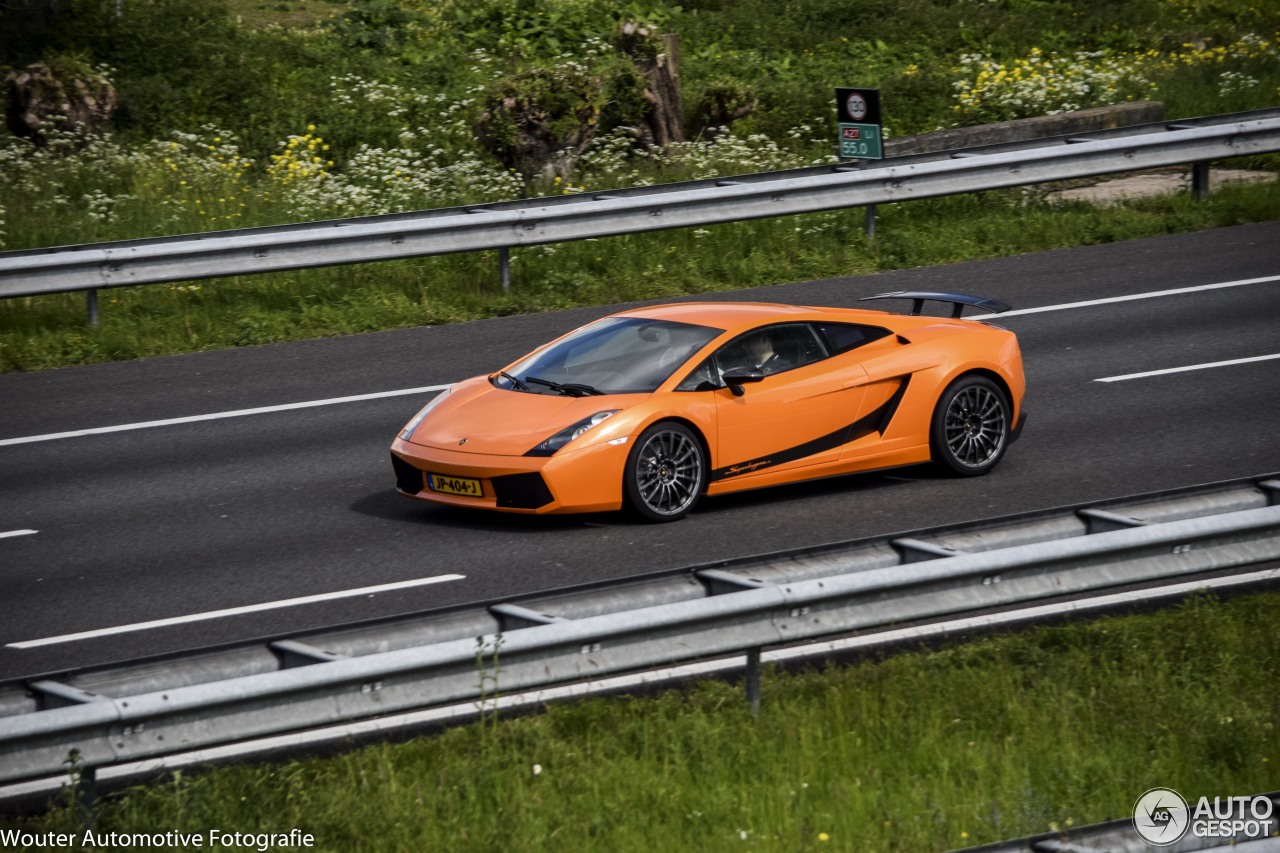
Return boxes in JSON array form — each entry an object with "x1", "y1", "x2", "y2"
[
  {"x1": 931, "y1": 375, "x2": 1010, "y2": 476},
  {"x1": 624, "y1": 422, "x2": 706, "y2": 521}
]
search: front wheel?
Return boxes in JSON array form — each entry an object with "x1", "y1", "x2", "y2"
[
  {"x1": 624, "y1": 422, "x2": 706, "y2": 522},
  {"x1": 931, "y1": 375, "x2": 1010, "y2": 476}
]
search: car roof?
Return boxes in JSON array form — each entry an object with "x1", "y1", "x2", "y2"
[{"x1": 615, "y1": 301, "x2": 897, "y2": 335}]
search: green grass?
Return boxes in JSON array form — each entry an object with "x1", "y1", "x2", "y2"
[
  {"x1": 5, "y1": 591, "x2": 1277, "y2": 850},
  {"x1": 4, "y1": 179, "x2": 1279, "y2": 373}
]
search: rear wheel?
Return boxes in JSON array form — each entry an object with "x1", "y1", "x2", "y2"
[
  {"x1": 624, "y1": 422, "x2": 705, "y2": 522},
  {"x1": 931, "y1": 375, "x2": 1010, "y2": 476}
]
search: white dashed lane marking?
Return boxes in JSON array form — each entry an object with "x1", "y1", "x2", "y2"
[
  {"x1": 6, "y1": 573, "x2": 466, "y2": 649},
  {"x1": 1095, "y1": 353, "x2": 1280, "y2": 383},
  {"x1": 0, "y1": 384, "x2": 450, "y2": 447}
]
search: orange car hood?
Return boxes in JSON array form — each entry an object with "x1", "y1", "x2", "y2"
[{"x1": 407, "y1": 381, "x2": 634, "y2": 456}]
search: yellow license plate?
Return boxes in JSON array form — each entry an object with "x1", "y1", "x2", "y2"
[{"x1": 427, "y1": 473, "x2": 483, "y2": 498}]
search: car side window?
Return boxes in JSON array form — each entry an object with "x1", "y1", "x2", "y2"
[
  {"x1": 675, "y1": 323, "x2": 827, "y2": 391},
  {"x1": 675, "y1": 356, "x2": 719, "y2": 391},
  {"x1": 813, "y1": 322, "x2": 892, "y2": 355}
]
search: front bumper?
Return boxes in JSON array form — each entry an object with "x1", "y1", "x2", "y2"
[{"x1": 390, "y1": 437, "x2": 630, "y2": 514}]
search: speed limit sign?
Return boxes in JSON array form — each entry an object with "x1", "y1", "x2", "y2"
[
  {"x1": 835, "y1": 87, "x2": 883, "y2": 159},
  {"x1": 846, "y1": 92, "x2": 869, "y2": 121}
]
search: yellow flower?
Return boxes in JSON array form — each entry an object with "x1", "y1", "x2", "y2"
[{"x1": 818, "y1": 832, "x2": 830, "y2": 842}]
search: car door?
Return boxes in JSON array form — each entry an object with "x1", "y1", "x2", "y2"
[
  {"x1": 704, "y1": 323, "x2": 869, "y2": 484},
  {"x1": 828, "y1": 325, "x2": 940, "y2": 461}
]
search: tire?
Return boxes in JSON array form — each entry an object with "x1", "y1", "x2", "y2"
[
  {"x1": 624, "y1": 422, "x2": 706, "y2": 522},
  {"x1": 930, "y1": 375, "x2": 1010, "y2": 476}
]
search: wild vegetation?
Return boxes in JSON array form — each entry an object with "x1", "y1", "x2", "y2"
[
  {"x1": 4, "y1": 592, "x2": 1277, "y2": 850},
  {"x1": 1, "y1": 0, "x2": 1278, "y2": 371}
]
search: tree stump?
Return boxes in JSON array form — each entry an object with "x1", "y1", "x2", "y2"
[
  {"x1": 619, "y1": 26, "x2": 686, "y2": 148},
  {"x1": 475, "y1": 68, "x2": 606, "y2": 185},
  {"x1": 5, "y1": 62, "x2": 117, "y2": 145},
  {"x1": 691, "y1": 82, "x2": 758, "y2": 140}
]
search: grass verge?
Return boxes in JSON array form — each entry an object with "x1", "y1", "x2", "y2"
[
  {"x1": 4, "y1": 591, "x2": 1278, "y2": 850},
  {"x1": 3, "y1": 179, "x2": 1279, "y2": 373}
]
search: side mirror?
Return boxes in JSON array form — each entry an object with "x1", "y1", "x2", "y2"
[{"x1": 721, "y1": 366, "x2": 765, "y2": 396}]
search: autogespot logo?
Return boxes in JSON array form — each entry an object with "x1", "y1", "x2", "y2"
[{"x1": 1134, "y1": 787, "x2": 1191, "y2": 846}]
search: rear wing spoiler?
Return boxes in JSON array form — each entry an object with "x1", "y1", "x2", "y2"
[{"x1": 860, "y1": 291, "x2": 1011, "y2": 318}]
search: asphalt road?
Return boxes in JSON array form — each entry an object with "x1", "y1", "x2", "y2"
[{"x1": 1, "y1": 222, "x2": 1277, "y2": 681}]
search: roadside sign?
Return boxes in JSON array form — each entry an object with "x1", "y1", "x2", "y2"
[{"x1": 836, "y1": 87, "x2": 883, "y2": 160}]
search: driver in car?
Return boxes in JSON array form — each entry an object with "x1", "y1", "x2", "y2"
[{"x1": 747, "y1": 331, "x2": 792, "y2": 375}]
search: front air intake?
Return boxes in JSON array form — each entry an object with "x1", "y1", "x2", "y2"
[
  {"x1": 391, "y1": 454, "x2": 425, "y2": 494},
  {"x1": 491, "y1": 473, "x2": 554, "y2": 509}
]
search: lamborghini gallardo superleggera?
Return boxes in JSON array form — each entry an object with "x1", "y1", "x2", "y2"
[{"x1": 391, "y1": 292, "x2": 1026, "y2": 521}]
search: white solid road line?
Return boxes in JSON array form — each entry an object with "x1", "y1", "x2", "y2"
[
  {"x1": 6, "y1": 574, "x2": 466, "y2": 649},
  {"x1": 983, "y1": 273, "x2": 1280, "y2": 319},
  {"x1": 1095, "y1": 352, "x2": 1280, "y2": 383},
  {"x1": 0, "y1": 529, "x2": 37, "y2": 540},
  {"x1": 0, "y1": 384, "x2": 450, "y2": 447},
  {"x1": 2, "y1": 274, "x2": 1277, "y2": 448}
]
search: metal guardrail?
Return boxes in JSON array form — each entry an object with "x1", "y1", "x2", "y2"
[
  {"x1": 1, "y1": 108, "x2": 1278, "y2": 304},
  {"x1": 1, "y1": 476, "x2": 1278, "y2": 789}
]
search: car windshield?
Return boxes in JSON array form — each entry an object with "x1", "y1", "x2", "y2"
[{"x1": 495, "y1": 317, "x2": 723, "y2": 395}]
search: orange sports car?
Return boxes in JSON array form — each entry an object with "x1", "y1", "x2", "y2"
[{"x1": 391, "y1": 292, "x2": 1025, "y2": 522}]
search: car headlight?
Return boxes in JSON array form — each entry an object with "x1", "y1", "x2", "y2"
[
  {"x1": 398, "y1": 386, "x2": 452, "y2": 441},
  {"x1": 525, "y1": 410, "x2": 620, "y2": 457}
]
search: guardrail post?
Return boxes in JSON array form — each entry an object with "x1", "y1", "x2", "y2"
[
  {"x1": 856, "y1": 160, "x2": 877, "y2": 238},
  {"x1": 77, "y1": 765, "x2": 98, "y2": 828},
  {"x1": 839, "y1": 160, "x2": 878, "y2": 238},
  {"x1": 87, "y1": 289, "x2": 99, "y2": 327},
  {"x1": 1192, "y1": 161, "x2": 1210, "y2": 200},
  {"x1": 745, "y1": 648, "x2": 761, "y2": 717},
  {"x1": 499, "y1": 247, "x2": 511, "y2": 294}
]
